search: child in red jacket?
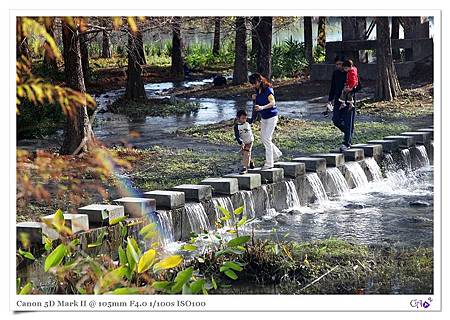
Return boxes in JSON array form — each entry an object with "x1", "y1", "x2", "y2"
[{"x1": 339, "y1": 59, "x2": 359, "y2": 110}]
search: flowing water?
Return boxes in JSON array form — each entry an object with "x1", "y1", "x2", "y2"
[
  {"x1": 239, "y1": 190, "x2": 256, "y2": 219},
  {"x1": 185, "y1": 202, "x2": 211, "y2": 234},
  {"x1": 364, "y1": 157, "x2": 383, "y2": 182},
  {"x1": 154, "y1": 211, "x2": 175, "y2": 246},
  {"x1": 325, "y1": 167, "x2": 350, "y2": 195},
  {"x1": 382, "y1": 153, "x2": 396, "y2": 171},
  {"x1": 306, "y1": 173, "x2": 328, "y2": 202},
  {"x1": 345, "y1": 162, "x2": 369, "y2": 187},
  {"x1": 401, "y1": 149, "x2": 413, "y2": 172},
  {"x1": 414, "y1": 145, "x2": 431, "y2": 167},
  {"x1": 285, "y1": 180, "x2": 301, "y2": 208},
  {"x1": 212, "y1": 197, "x2": 235, "y2": 225}
]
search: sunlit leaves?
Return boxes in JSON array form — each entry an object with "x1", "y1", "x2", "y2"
[
  {"x1": 44, "y1": 243, "x2": 67, "y2": 272},
  {"x1": 87, "y1": 230, "x2": 107, "y2": 248},
  {"x1": 139, "y1": 223, "x2": 158, "y2": 240},
  {"x1": 171, "y1": 267, "x2": 193, "y2": 293},
  {"x1": 18, "y1": 282, "x2": 33, "y2": 295},
  {"x1": 137, "y1": 249, "x2": 156, "y2": 273},
  {"x1": 227, "y1": 235, "x2": 250, "y2": 247},
  {"x1": 126, "y1": 237, "x2": 139, "y2": 272},
  {"x1": 153, "y1": 255, "x2": 183, "y2": 272},
  {"x1": 181, "y1": 244, "x2": 198, "y2": 252},
  {"x1": 18, "y1": 248, "x2": 35, "y2": 261},
  {"x1": 21, "y1": 18, "x2": 61, "y2": 60}
]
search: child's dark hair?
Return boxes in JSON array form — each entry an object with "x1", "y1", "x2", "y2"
[
  {"x1": 343, "y1": 59, "x2": 354, "y2": 68},
  {"x1": 236, "y1": 110, "x2": 248, "y2": 118},
  {"x1": 249, "y1": 73, "x2": 272, "y2": 89}
]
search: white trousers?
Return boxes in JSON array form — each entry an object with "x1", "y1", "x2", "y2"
[{"x1": 260, "y1": 115, "x2": 282, "y2": 167}]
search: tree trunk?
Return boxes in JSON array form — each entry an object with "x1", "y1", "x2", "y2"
[
  {"x1": 250, "y1": 17, "x2": 260, "y2": 70},
  {"x1": 60, "y1": 19, "x2": 93, "y2": 155},
  {"x1": 171, "y1": 17, "x2": 184, "y2": 77},
  {"x1": 355, "y1": 17, "x2": 367, "y2": 62},
  {"x1": 79, "y1": 32, "x2": 89, "y2": 81},
  {"x1": 16, "y1": 17, "x2": 30, "y2": 59},
  {"x1": 375, "y1": 17, "x2": 402, "y2": 101},
  {"x1": 213, "y1": 17, "x2": 221, "y2": 56},
  {"x1": 43, "y1": 17, "x2": 58, "y2": 70},
  {"x1": 391, "y1": 17, "x2": 401, "y2": 61},
  {"x1": 125, "y1": 29, "x2": 146, "y2": 100},
  {"x1": 136, "y1": 30, "x2": 146, "y2": 65},
  {"x1": 101, "y1": 19, "x2": 112, "y2": 58},
  {"x1": 303, "y1": 17, "x2": 313, "y2": 67},
  {"x1": 341, "y1": 17, "x2": 359, "y2": 62},
  {"x1": 317, "y1": 17, "x2": 326, "y2": 52},
  {"x1": 232, "y1": 17, "x2": 248, "y2": 85},
  {"x1": 255, "y1": 16, "x2": 272, "y2": 79}
]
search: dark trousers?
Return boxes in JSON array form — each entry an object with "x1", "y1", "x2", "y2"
[{"x1": 332, "y1": 100, "x2": 356, "y2": 147}]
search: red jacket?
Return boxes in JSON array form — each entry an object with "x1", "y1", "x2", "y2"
[{"x1": 346, "y1": 67, "x2": 358, "y2": 89}]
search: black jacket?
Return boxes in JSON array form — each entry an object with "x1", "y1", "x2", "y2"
[{"x1": 328, "y1": 69, "x2": 347, "y2": 103}]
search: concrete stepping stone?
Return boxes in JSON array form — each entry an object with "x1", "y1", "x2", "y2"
[
  {"x1": 417, "y1": 128, "x2": 434, "y2": 139},
  {"x1": 201, "y1": 177, "x2": 239, "y2": 195},
  {"x1": 274, "y1": 162, "x2": 305, "y2": 178},
  {"x1": 17, "y1": 221, "x2": 61, "y2": 244},
  {"x1": 224, "y1": 173, "x2": 261, "y2": 190},
  {"x1": 351, "y1": 144, "x2": 383, "y2": 158},
  {"x1": 292, "y1": 157, "x2": 326, "y2": 172},
  {"x1": 247, "y1": 167, "x2": 284, "y2": 183},
  {"x1": 41, "y1": 213, "x2": 89, "y2": 235},
  {"x1": 113, "y1": 197, "x2": 156, "y2": 218},
  {"x1": 311, "y1": 153, "x2": 345, "y2": 167},
  {"x1": 400, "y1": 131, "x2": 432, "y2": 144},
  {"x1": 171, "y1": 184, "x2": 212, "y2": 202},
  {"x1": 143, "y1": 190, "x2": 185, "y2": 210},
  {"x1": 342, "y1": 148, "x2": 365, "y2": 161},
  {"x1": 78, "y1": 204, "x2": 125, "y2": 226},
  {"x1": 384, "y1": 135, "x2": 415, "y2": 148},
  {"x1": 367, "y1": 140, "x2": 398, "y2": 153}
]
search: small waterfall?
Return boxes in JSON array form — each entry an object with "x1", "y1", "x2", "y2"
[
  {"x1": 285, "y1": 180, "x2": 301, "y2": 208},
  {"x1": 401, "y1": 149, "x2": 412, "y2": 171},
  {"x1": 306, "y1": 173, "x2": 328, "y2": 202},
  {"x1": 155, "y1": 211, "x2": 175, "y2": 245},
  {"x1": 185, "y1": 203, "x2": 211, "y2": 234},
  {"x1": 261, "y1": 185, "x2": 277, "y2": 215},
  {"x1": 414, "y1": 145, "x2": 430, "y2": 167},
  {"x1": 326, "y1": 167, "x2": 349, "y2": 195},
  {"x1": 239, "y1": 190, "x2": 256, "y2": 218},
  {"x1": 382, "y1": 153, "x2": 396, "y2": 171},
  {"x1": 344, "y1": 162, "x2": 368, "y2": 188},
  {"x1": 212, "y1": 197, "x2": 235, "y2": 225},
  {"x1": 364, "y1": 157, "x2": 383, "y2": 182}
]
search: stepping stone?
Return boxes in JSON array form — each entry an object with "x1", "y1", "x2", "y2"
[
  {"x1": 311, "y1": 153, "x2": 345, "y2": 167},
  {"x1": 143, "y1": 190, "x2": 185, "y2": 210},
  {"x1": 171, "y1": 184, "x2": 212, "y2": 202},
  {"x1": 274, "y1": 161, "x2": 305, "y2": 178},
  {"x1": 292, "y1": 157, "x2": 326, "y2": 172},
  {"x1": 343, "y1": 148, "x2": 365, "y2": 161},
  {"x1": 224, "y1": 173, "x2": 261, "y2": 190},
  {"x1": 247, "y1": 167, "x2": 284, "y2": 183},
  {"x1": 41, "y1": 213, "x2": 89, "y2": 235},
  {"x1": 351, "y1": 144, "x2": 383, "y2": 158},
  {"x1": 384, "y1": 135, "x2": 415, "y2": 148},
  {"x1": 201, "y1": 177, "x2": 239, "y2": 195},
  {"x1": 367, "y1": 140, "x2": 399, "y2": 153},
  {"x1": 78, "y1": 204, "x2": 125, "y2": 226},
  {"x1": 417, "y1": 128, "x2": 434, "y2": 139},
  {"x1": 113, "y1": 197, "x2": 156, "y2": 218},
  {"x1": 17, "y1": 222, "x2": 47, "y2": 245},
  {"x1": 400, "y1": 131, "x2": 432, "y2": 144}
]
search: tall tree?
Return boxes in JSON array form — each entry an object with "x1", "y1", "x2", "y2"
[
  {"x1": 43, "y1": 17, "x2": 58, "y2": 71},
  {"x1": 60, "y1": 19, "x2": 94, "y2": 155},
  {"x1": 250, "y1": 17, "x2": 261, "y2": 69},
  {"x1": 391, "y1": 17, "x2": 401, "y2": 61},
  {"x1": 232, "y1": 17, "x2": 248, "y2": 85},
  {"x1": 303, "y1": 17, "x2": 313, "y2": 67},
  {"x1": 101, "y1": 18, "x2": 112, "y2": 58},
  {"x1": 317, "y1": 17, "x2": 326, "y2": 52},
  {"x1": 79, "y1": 32, "x2": 89, "y2": 81},
  {"x1": 125, "y1": 27, "x2": 146, "y2": 100},
  {"x1": 136, "y1": 30, "x2": 146, "y2": 65},
  {"x1": 355, "y1": 17, "x2": 367, "y2": 62},
  {"x1": 255, "y1": 16, "x2": 272, "y2": 79},
  {"x1": 375, "y1": 17, "x2": 402, "y2": 101},
  {"x1": 171, "y1": 17, "x2": 184, "y2": 77},
  {"x1": 212, "y1": 17, "x2": 221, "y2": 56}
]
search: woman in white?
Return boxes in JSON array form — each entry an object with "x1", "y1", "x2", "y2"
[{"x1": 249, "y1": 73, "x2": 282, "y2": 169}]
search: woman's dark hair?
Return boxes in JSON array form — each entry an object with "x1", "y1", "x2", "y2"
[
  {"x1": 334, "y1": 56, "x2": 344, "y2": 63},
  {"x1": 236, "y1": 110, "x2": 248, "y2": 118},
  {"x1": 343, "y1": 59, "x2": 354, "y2": 68},
  {"x1": 249, "y1": 73, "x2": 272, "y2": 90}
]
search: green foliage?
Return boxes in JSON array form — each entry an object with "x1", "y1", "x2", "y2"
[
  {"x1": 272, "y1": 38, "x2": 308, "y2": 78},
  {"x1": 184, "y1": 42, "x2": 234, "y2": 70},
  {"x1": 44, "y1": 243, "x2": 67, "y2": 272}
]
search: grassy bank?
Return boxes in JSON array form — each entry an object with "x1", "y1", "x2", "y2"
[
  {"x1": 179, "y1": 117, "x2": 412, "y2": 154},
  {"x1": 109, "y1": 98, "x2": 201, "y2": 118}
]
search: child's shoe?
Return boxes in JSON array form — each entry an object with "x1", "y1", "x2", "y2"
[
  {"x1": 249, "y1": 161, "x2": 255, "y2": 169},
  {"x1": 240, "y1": 167, "x2": 248, "y2": 174}
]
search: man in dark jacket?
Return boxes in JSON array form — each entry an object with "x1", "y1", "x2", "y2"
[{"x1": 327, "y1": 56, "x2": 356, "y2": 151}]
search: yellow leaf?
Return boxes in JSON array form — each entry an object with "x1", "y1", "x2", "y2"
[
  {"x1": 153, "y1": 255, "x2": 183, "y2": 272},
  {"x1": 137, "y1": 249, "x2": 156, "y2": 273}
]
